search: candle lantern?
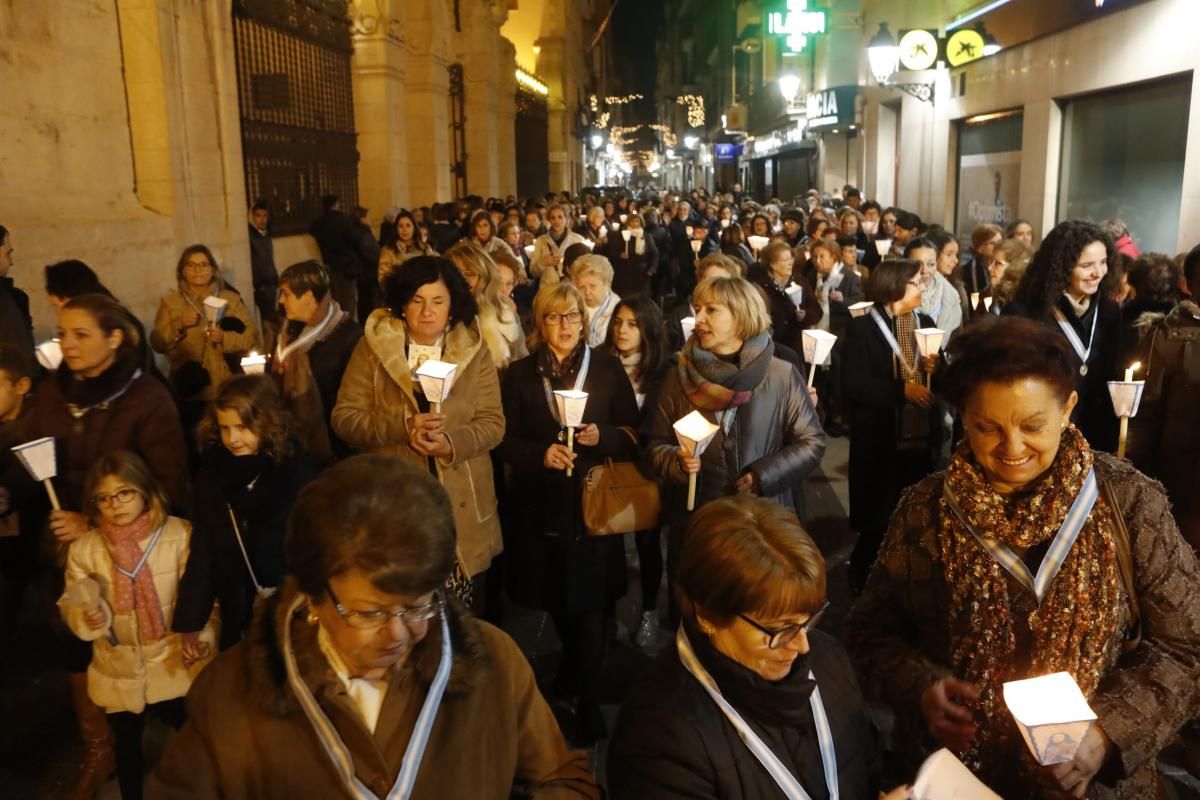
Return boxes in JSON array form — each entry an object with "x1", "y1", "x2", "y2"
[
  {"x1": 553, "y1": 390, "x2": 589, "y2": 477},
  {"x1": 1003, "y1": 672, "x2": 1097, "y2": 766},
  {"x1": 874, "y1": 239, "x2": 893, "y2": 257},
  {"x1": 785, "y1": 283, "x2": 804, "y2": 307},
  {"x1": 680, "y1": 317, "x2": 696, "y2": 342},
  {"x1": 1108, "y1": 380, "x2": 1146, "y2": 460},
  {"x1": 849, "y1": 301, "x2": 873, "y2": 319},
  {"x1": 35, "y1": 339, "x2": 63, "y2": 370},
  {"x1": 984, "y1": 297, "x2": 994, "y2": 311},
  {"x1": 801, "y1": 330, "x2": 838, "y2": 389},
  {"x1": 12, "y1": 436, "x2": 62, "y2": 510},
  {"x1": 914, "y1": 327, "x2": 946, "y2": 389},
  {"x1": 912, "y1": 748, "x2": 1001, "y2": 799},
  {"x1": 415, "y1": 359, "x2": 459, "y2": 413},
  {"x1": 673, "y1": 411, "x2": 720, "y2": 510},
  {"x1": 581, "y1": 239, "x2": 595, "y2": 251},
  {"x1": 861, "y1": 219, "x2": 879, "y2": 236},
  {"x1": 619, "y1": 213, "x2": 628, "y2": 223},
  {"x1": 970, "y1": 292, "x2": 980, "y2": 310},
  {"x1": 621, "y1": 230, "x2": 632, "y2": 243},
  {"x1": 690, "y1": 239, "x2": 703, "y2": 255},
  {"x1": 747, "y1": 235, "x2": 770, "y2": 252},
  {"x1": 240, "y1": 351, "x2": 267, "y2": 375},
  {"x1": 685, "y1": 225, "x2": 694, "y2": 238},
  {"x1": 523, "y1": 245, "x2": 535, "y2": 259},
  {"x1": 202, "y1": 296, "x2": 228, "y2": 325}
]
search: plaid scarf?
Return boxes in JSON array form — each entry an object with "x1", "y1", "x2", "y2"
[
  {"x1": 677, "y1": 332, "x2": 773, "y2": 411},
  {"x1": 938, "y1": 426, "x2": 1122, "y2": 776}
]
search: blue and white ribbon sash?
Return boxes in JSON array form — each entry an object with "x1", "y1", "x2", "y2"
[
  {"x1": 1052, "y1": 306, "x2": 1099, "y2": 371},
  {"x1": 676, "y1": 627, "x2": 839, "y2": 800},
  {"x1": 869, "y1": 308, "x2": 919, "y2": 379},
  {"x1": 283, "y1": 594, "x2": 453, "y2": 800},
  {"x1": 112, "y1": 525, "x2": 165, "y2": 581},
  {"x1": 943, "y1": 468, "x2": 1098, "y2": 603}
]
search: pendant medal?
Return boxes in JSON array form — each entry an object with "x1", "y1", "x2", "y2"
[{"x1": 1079, "y1": 364, "x2": 1088, "y2": 376}]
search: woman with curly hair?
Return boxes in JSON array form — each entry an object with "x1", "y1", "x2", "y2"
[
  {"x1": 174, "y1": 375, "x2": 316, "y2": 649},
  {"x1": 846, "y1": 315, "x2": 1200, "y2": 799},
  {"x1": 1005, "y1": 220, "x2": 1122, "y2": 451}
]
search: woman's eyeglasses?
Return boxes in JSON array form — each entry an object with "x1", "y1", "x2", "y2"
[
  {"x1": 326, "y1": 585, "x2": 444, "y2": 630},
  {"x1": 739, "y1": 600, "x2": 831, "y2": 650},
  {"x1": 91, "y1": 488, "x2": 140, "y2": 507},
  {"x1": 544, "y1": 310, "x2": 583, "y2": 326}
]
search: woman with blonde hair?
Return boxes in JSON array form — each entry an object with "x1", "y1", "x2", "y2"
[
  {"x1": 446, "y1": 242, "x2": 528, "y2": 371},
  {"x1": 982, "y1": 237, "x2": 1032, "y2": 315}
]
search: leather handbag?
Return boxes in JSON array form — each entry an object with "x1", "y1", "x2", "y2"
[{"x1": 581, "y1": 429, "x2": 661, "y2": 536}]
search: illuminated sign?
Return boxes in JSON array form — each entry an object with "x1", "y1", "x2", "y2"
[
  {"x1": 804, "y1": 85, "x2": 857, "y2": 131},
  {"x1": 747, "y1": 121, "x2": 809, "y2": 158},
  {"x1": 767, "y1": 0, "x2": 828, "y2": 54},
  {"x1": 946, "y1": 28, "x2": 986, "y2": 67},
  {"x1": 899, "y1": 29, "x2": 939, "y2": 71},
  {"x1": 715, "y1": 143, "x2": 738, "y2": 164}
]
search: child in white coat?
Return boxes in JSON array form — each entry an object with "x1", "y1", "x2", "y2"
[{"x1": 59, "y1": 451, "x2": 216, "y2": 800}]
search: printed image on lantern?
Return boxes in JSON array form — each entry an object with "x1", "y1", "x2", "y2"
[
  {"x1": 673, "y1": 410, "x2": 720, "y2": 511},
  {"x1": 912, "y1": 748, "x2": 1001, "y2": 800},
  {"x1": 202, "y1": 295, "x2": 228, "y2": 326},
  {"x1": 12, "y1": 436, "x2": 62, "y2": 510},
  {"x1": 690, "y1": 240, "x2": 703, "y2": 255},
  {"x1": 240, "y1": 351, "x2": 267, "y2": 375},
  {"x1": 680, "y1": 317, "x2": 696, "y2": 342},
  {"x1": 849, "y1": 301, "x2": 874, "y2": 319},
  {"x1": 914, "y1": 327, "x2": 945, "y2": 389},
  {"x1": 785, "y1": 283, "x2": 804, "y2": 307},
  {"x1": 861, "y1": 219, "x2": 879, "y2": 236},
  {"x1": 553, "y1": 390, "x2": 589, "y2": 477},
  {"x1": 1002, "y1": 672, "x2": 1097, "y2": 766},
  {"x1": 874, "y1": 239, "x2": 893, "y2": 257},
  {"x1": 35, "y1": 339, "x2": 63, "y2": 370},
  {"x1": 747, "y1": 235, "x2": 770, "y2": 253},
  {"x1": 1108, "y1": 362, "x2": 1145, "y2": 460},
  {"x1": 415, "y1": 359, "x2": 459, "y2": 413},
  {"x1": 802, "y1": 329, "x2": 837, "y2": 389}
]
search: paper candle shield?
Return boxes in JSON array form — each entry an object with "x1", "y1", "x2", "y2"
[
  {"x1": 581, "y1": 239, "x2": 595, "y2": 251},
  {"x1": 861, "y1": 219, "x2": 879, "y2": 236},
  {"x1": 802, "y1": 330, "x2": 838, "y2": 367},
  {"x1": 874, "y1": 239, "x2": 893, "y2": 257},
  {"x1": 747, "y1": 235, "x2": 770, "y2": 251},
  {"x1": 785, "y1": 283, "x2": 804, "y2": 307},
  {"x1": 612, "y1": 222, "x2": 621, "y2": 231},
  {"x1": 415, "y1": 359, "x2": 459, "y2": 404},
  {"x1": 203, "y1": 296, "x2": 228, "y2": 324},
  {"x1": 720, "y1": 219, "x2": 731, "y2": 229},
  {"x1": 914, "y1": 328, "x2": 946, "y2": 357},
  {"x1": 673, "y1": 410, "x2": 719, "y2": 457},
  {"x1": 970, "y1": 292, "x2": 980, "y2": 309},
  {"x1": 12, "y1": 437, "x2": 57, "y2": 481},
  {"x1": 685, "y1": 226, "x2": 694, "y2": 237},
  {"x1": 35, "y1": 339, "x2": 63, "y2": 370},
  {"x1": 912, "y1": 748, "x2": 1001, "y2": 800},
  {"x1": 689, "y1": 240, "x2": 703, "y2": 254},
  {"x1": 240, "y1": 352, "x2": 267, "y2": 375},
  {"x1": 680, "y1": 317, "x2": 696, "y2": 342},
  {"x1": 553, "y1": 390, "x2": 589, "y2": 428},
  {"x1": 621, "y1": 230, "x2": 632, "y2": 242},
  {"x1": 1107, "y1": 380, "x2": 1146, "y2": 417},
  {"x1": 1003, "y1": 672, "x2": 1097, "y2": 766},
  {"x1": 849, "y1": 301, "x2": 873, "y2": 319},
  {"x1": 984, "y1": 297, "x2": 994, "y2": 311},
  {"x1": 523, "y1": 245, "x2": 535, "y2": 258}
]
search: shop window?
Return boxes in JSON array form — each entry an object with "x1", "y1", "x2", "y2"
[
  {"x1": 955, "y1": 111, "x2": 1023, "y2": 236},
  {"x1": 1058, "y1": 75, "x2": 1191, "y2": 253}
]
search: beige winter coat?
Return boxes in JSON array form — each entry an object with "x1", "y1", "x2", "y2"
[
  {"x1": 59, "y1": 516, "x2": 218, "y2": 714},
  {"x1": 530, "y1": 231, "x2": 587, "y2": 285},
  {"x1": 150, "y1": 286, "x2": 259, "y2": 400},
  {"x1": 331, "y1": 311, "x2": 504, "y2": 576}
]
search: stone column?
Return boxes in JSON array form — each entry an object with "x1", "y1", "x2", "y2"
[
  {"x1": 457, "y1": 0, "x2": 503, "y2": 197},
  {"x1": 495, "y1": 37, "x2": 518, "y2": 197},
  {"x1": 351, "y1": 0, "x2": 410, "y2": 216},
  {"x1": 404, "y1": 0, "x2": 453, "y2": 203}
]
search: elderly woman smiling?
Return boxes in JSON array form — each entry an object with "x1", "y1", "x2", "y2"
[
  {"x1": 150, "y1": 454, "x2": 599, "y2": 798},
  {"x1": 609, "y1": 495, "x2": 908, "y2": 800},
  {"x1": 846, "y1": 316, "x2": 1200, "y2": 799}
]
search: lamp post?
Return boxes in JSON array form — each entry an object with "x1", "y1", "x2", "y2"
[{"x1": 866, "y1": 22, "x2": 934, "y2": 103}]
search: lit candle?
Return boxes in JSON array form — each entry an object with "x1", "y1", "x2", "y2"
[{"x1": 1124, "y1": 361, "x2": 1141, "y2": 383}]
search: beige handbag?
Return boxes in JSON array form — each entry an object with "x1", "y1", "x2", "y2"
[{"x1": 581, "y1": 428, "x2": 661, "y2": 536}]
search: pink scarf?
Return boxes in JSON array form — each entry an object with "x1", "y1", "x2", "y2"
[{"x1": 99, "y1": 512, "x2": 167, "y2": 642}]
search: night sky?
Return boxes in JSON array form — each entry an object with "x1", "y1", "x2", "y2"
[{"x1": 610, "y1": 0, "x2": 663, "y2": 124}]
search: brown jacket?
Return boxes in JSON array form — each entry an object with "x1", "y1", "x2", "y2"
[
  {"x1": 148, "y1": 582, "x2": 599, "y2": 799},
  {"x1": 844, "y1": 453, "x2": 1200, "y2": 799},
  {"x1": 1129, "y1": 300, "x2": 1200, "y2": 549},
  {"x1": 150, "y1": 286, "x2": 259, "y2": 400},
  {"x1": 331, "y1": 311, "x2": 504, "y2": 576}
]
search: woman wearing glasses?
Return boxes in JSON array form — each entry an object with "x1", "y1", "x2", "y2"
[
  {"x1": 151, "y1": 454, "x2": 600, "y2": 799},
  {"x1": 841, "y1": 259, "x2": 939, "y2": 592},
  {"x1": 609, "y1": 495, "x2": 906, "y2": 800},
  {"x1": 497, "y1": 281, "x2": 640, "y2": 746}
]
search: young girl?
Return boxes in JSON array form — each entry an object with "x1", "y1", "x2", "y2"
[
  {"x1": 59, "y1": 452, "x2": 216, "y2": 800},
  {"x1": 604, "y1": 295, "x2": 671, "y2": 649},
  {"x1": 174, "y1": 375, "x2": 314, "y2": 650}
]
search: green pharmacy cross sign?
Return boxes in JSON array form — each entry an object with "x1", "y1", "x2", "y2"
[{"x1": 767, "y1": 0, "x2": 828, "y2": 55}]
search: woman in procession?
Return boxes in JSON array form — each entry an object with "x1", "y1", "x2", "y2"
[{"x1": 530, "y1": 204, "x2": 588, "y2": 285}]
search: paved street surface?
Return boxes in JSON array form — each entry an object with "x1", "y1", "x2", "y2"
[{"x1": 2, "y1": 435, "x2": 1198, "y2": 798}]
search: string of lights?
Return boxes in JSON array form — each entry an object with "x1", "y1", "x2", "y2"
[{"x1": 676, "y1": 94, "x2": 706, "y2": 127}]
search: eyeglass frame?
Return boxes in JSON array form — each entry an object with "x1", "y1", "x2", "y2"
[
  {"x1": 183, "y1": 261, "x2": 215, "y2": 271},
  {"x1": 543, "y1": 309, "x2": 583, "y2": 326},
  {"x1": 91, "y1": 487, "x2": 142, "y2": 508},
  {"x1": 738, "y1": 599, "x2": 831, "y2": 650},
  {"x1": 325, "y1": 584, "x2": 445, "y2": 630}
]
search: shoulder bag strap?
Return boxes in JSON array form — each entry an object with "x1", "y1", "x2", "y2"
[
  {"x1": 227, "y1": 505, "x2": 266, "y2": 597},
  {"x1": 1098, "y1": 477, "x2": 1142, "y2": 652}
]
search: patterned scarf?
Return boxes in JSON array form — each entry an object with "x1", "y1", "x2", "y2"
[
  {"x1": 99, "y1": 511, "x2": 167, "y2": 643},
  {"x1": 273, "y1": 295, "x2": 346, "y2": 461},
  {"x1": 891, "y1": 310, "x2": 927, "y2": 444},
  {"x1": 535, "y1": 339, "x2": 587, "y2": 384},
  {"x1": 677, "y1": 332, "x2": 773, "y2": 411},
  {"x1": 938, "y1": 426, "x2": 1122, "y2": 772}
]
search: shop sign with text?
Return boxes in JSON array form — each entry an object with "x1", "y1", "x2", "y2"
[{"x1": 805, "y1": 86, "x2": 856, "y2": 131}]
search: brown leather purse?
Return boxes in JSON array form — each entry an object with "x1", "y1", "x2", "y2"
[{"x1": 581, "y1": 428, "x2": 661, "y2": 536}]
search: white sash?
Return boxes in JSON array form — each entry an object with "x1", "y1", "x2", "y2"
[
  {"x1": 869, "y1": 308, "x2": 918, "y2": 379},
  {"x1": 676, "y1": 627, "x2": 839, "y2": 800},
  {"x1": 282, "y1": 594, "x2": 453, "y2": 800},
  {"x1": 276, "y1": 300, "x2": 337, "y2": 364},
  {"x1": 1052, "y1": 305, "x2": 1099, "y2": 375},
  {"x1": 587, "y1": 293, "x2": 615, "y2": 345},
  {"x1": 943, "y1": 468, "x2": 1098, "y2": 603}
]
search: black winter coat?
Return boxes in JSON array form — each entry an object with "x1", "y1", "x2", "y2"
[
  {"x1": 1004, "y1": 295, "x2": 1121, "y2": 452},
  {"x1": 605, "y1": 232, "x2": 659, "y2": 299},
  {"x1": 173, "y1": 446, "x2": 316, "y2": 649},
  {"x1": 248, "y1": 225, "x2": 278, "y2": 318},
  {"x1": 608, "y1": 626, "x2": 880, "y2": 800},
  {"x1": 497, "y1": 348, "x2": 640, "y2": 615},
  {"x1": 308, "y1": 210, "x2": 377, "y2": 280},
  {"x1": 0, "y1": 276, "x2": 34, "y2": 368}
]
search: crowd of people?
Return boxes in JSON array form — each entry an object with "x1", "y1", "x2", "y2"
[{"x1": 0, "y1": 178, "x2": 1199, "y2": 799}]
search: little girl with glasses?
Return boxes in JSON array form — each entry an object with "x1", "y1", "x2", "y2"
[{"x1": 58, "y1": 451, "x2": 216, "y2": 800}]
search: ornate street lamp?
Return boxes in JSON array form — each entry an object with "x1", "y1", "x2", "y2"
[{"x1": 866, "y1": 22, "x2": 935, "y2": 104}]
